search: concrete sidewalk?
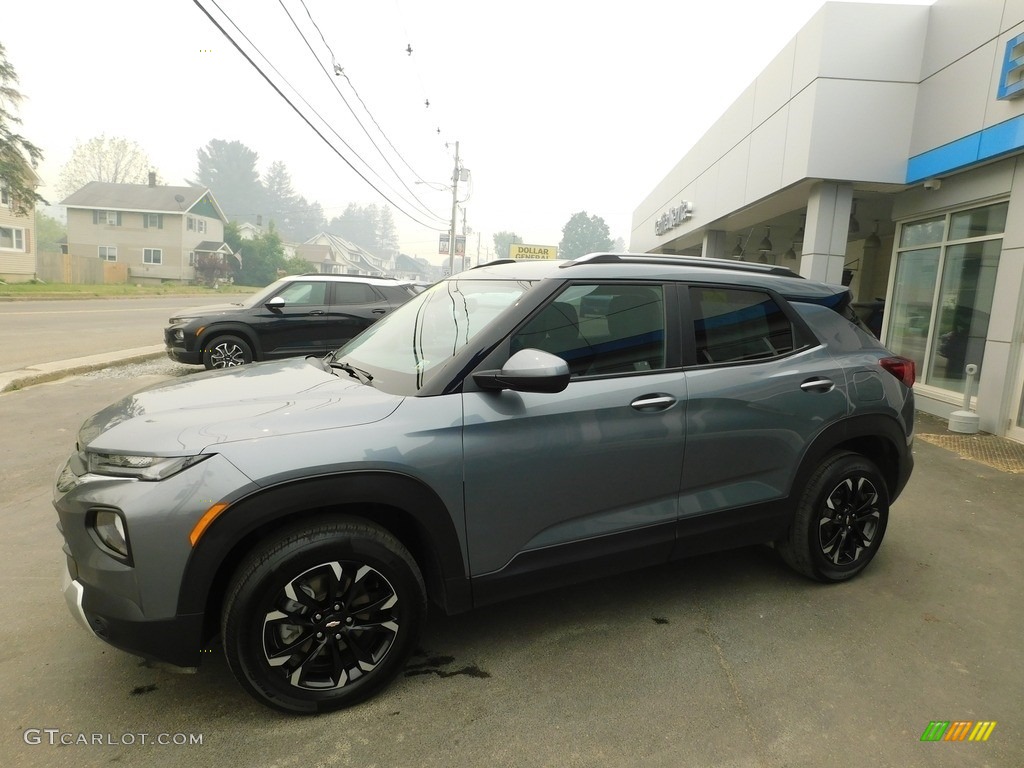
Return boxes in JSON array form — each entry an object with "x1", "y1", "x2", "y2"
[{"x1": 0, "y1": 345, "x2": 164, "y2": 392}]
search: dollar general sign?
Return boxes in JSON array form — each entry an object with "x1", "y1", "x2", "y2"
[{"x1": 509, "y1": 244, "x2": 559, "y2": 260}]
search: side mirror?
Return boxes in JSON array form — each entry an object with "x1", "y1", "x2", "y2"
[
  {"x1": 265, "y1": 296, "x2": 286, "y2": 310},
  {"x1": 473, "y1": 349, "x2": 571, "y2": 393}
]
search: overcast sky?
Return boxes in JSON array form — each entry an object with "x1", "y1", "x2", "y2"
[{"x1": 5, "y1": 0, "x2": 932, "y2": 264}]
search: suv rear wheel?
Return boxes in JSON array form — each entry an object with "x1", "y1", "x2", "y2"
[
  {"x1": 221, "y1": 519, "x2": 427, "y2": 713},
  {"x1": 777, "y1": 451, "x2": 889, "y2": 582}
]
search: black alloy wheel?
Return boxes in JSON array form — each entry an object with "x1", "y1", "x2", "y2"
[
  {"x1": 222, "y1": 518, "x2": 426, "y2": 713},
  {"x1": 204, "y1": 335, "x2": 253, "y2": 369},
  {"x1": 262, "y1": 561, "x2": 400, "y2": 690},
  {"x1": 777, "y1": 451, "x2": 890, "y2": 582},
  {"x1": 817, "y1": 475, "x2": 882, "y2": 567}
]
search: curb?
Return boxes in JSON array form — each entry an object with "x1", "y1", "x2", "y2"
[{"x1": 0, "y1": 345, "x2": 166, "y2": 393}]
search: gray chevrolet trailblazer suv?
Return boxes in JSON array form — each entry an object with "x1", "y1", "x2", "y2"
[{"x1": 54, "y1": 254, "x2": 915, "y2": 713}]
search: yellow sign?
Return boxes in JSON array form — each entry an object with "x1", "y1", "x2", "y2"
[{"x1": 509, "y1": 244, "x2": 559, "y2": 260}]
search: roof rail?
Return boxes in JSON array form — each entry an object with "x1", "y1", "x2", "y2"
[
  {"x1": 472, "y1": 259, "x2": 518, "y2": 268},
  {"x1": 559, "y1": 252, "x2": 801, "y2": 278}
]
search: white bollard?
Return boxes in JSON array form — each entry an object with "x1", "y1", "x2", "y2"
[{"x1": 948, "y1": 363, "x2": 980, "y2": 434}]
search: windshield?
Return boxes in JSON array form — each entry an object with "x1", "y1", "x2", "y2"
[{"x1": 335, "y1": 278, "x2": 531, "y2": 392}]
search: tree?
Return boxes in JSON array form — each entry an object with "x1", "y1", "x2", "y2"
[
  {"x1": 56, "y1": 135, "x2": 156, "y2": 198},
  {"x1": 558, "y1": 212, "x2": 613, "y2": 260},
  {"x1": 262, "y1": 160, "x2": 324, "y2": 242},
  {"x1": 327, "y1": 203, "x2": 380, "y2": 253},
  {"x1": 283, "y1": 254, "x2": 315, "y2": 275},
  {"x1": 35, "y1": 212, "x2": 66, "y2": 253},
  {"x1": 193, "y1": 139, "x2": 264, "y2": 223},
  {"x1": 0, "y1": 43, "x2": 45, "y2": 215},
  {"x1": 492, "y1": 231, "x2": 522, "y2": 260},
  {"x1": 377, "y1": 206, "x2": 398, "y2": 256},
  {"x1": 194, "y1": 252, "x2": 233, "y2": 287},
  {"x1": 226, "y1": 220, "x2": 288, "y2": 286}
]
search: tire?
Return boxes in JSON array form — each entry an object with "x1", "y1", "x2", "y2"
[
  {"x1": 203, "y1": 335, "x2": 253, "y2": 369},
  {"x1": 777, "y1": 451, "x2": 889, "y2": 582},
  {"x1": 221, "y1": 518, "x2": 427, "y2": 714}
]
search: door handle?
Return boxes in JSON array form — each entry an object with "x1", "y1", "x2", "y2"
[
  {"x1": 372, "y1": 308, "x2": 387, "y2": 315},
  {"x1": 630, "y1": 394, "x2": 676, "y2": 411},
  {"x1": 800, "y1": 377, "x2": 835, "y2": 393}
]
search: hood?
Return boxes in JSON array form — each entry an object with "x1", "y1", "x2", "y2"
[
  {"x1": 79, "y1": 358, "x2": 403, "y2": 455},
  {"x1": 169, "y1": 302, "x2": 249, "y2": 320}
]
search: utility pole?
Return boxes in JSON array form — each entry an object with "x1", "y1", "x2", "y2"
[
  {"x1": 461, "y1": 208, "x2": 468, "y2": 270},
  {"x1": 448, "y1": 140, "x2": 459, "y2": 277}
]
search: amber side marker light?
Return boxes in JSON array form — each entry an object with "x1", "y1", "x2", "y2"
[{"x1": 190, "y1": 503, "x2": 229, "y2": 546}]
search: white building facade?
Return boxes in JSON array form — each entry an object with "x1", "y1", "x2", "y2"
[{"x1": 633, "y1": 0, "x2": 1024, "y2": 443}]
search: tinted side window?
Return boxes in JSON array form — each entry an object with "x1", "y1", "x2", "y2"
[
  {"x1": 690, "y1": 286, "x2": 795, "y2": 364},
  {"x1": 512, "y1": 284, "x2": 666, "y2": 376},
  {"x1": 334, "y1": 282, "x2": 379, "y2": 303},
  {"x1": 276, "y1": 281, "x2": 327, "y2": 305}
]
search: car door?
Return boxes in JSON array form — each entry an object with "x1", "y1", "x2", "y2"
[
  {"x1": 324, "y1": 281, "x2": 392, "y2": 350},
  {"x1": 255, "y1": 280, "x2": 331, "y2": 359},
  {"x1": 675, "y1": 283, "x2": 850, "y2": 552},
  {"x1": 462, "y1": 282, "x2": 687, "y2": 604}
]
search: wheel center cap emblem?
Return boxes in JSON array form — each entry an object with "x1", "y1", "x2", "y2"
[{"x1": 325, "y1": 620, "x2": 341, "y2": 628}]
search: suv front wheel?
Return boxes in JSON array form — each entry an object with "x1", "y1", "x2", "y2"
[
  {"x1": 777, "y1": 451, "x2": 890, "y2": 582},
  {"x1": 221, "y1": 519, "x2": 427, "y2": 713},
  {"x1": 204, "y1": 335, "x2": 253, "y2": 369}
]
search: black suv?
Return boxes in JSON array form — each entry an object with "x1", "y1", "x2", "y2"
[
  {"x1": 165, "y1": 274, "x2": 418, "y2": 369},
  {"x1": 60, "y1": 254, "x2": 914, "y2": 713}
]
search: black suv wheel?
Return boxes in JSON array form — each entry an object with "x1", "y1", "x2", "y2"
[
  {"x1": 204, "y1": 334, "x2": 253, "y2": 369},
  {"x1": 777, "y1": 451, "x2": 890, "y2": 581},
  {"x1": 221, "y1": 519, "x2": 427, "y2": 714}
]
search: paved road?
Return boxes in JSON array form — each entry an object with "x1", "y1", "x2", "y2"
[
  {"x1": 2, "y1": 371, "x2": 1021, "y2": 767},
  {"x1": 0, "y1": 297, "x2": 230, "y2": 372}
]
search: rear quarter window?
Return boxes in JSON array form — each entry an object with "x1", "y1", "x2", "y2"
[{"x1": 690, "y1": 286, "x2": 795, "y2": 364}]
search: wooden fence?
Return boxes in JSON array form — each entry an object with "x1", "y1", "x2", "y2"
[{"x1": 36, "y1": 253, "x2": 127, "y2": 284}]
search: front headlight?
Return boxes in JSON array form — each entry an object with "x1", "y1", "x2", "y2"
[{"x1": 86, "y1": 452, "x2": 212, "y2": 481}]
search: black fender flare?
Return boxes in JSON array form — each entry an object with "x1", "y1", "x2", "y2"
[
  {"x1": 197, "y1": 323, "x2": 264, "y2": 359},
  {"x1": 176, "y1": 471, "x2": 471, "y2": 623},
  {"x1": 789, "y1": 413, "x2": 913, "y2": 506}
]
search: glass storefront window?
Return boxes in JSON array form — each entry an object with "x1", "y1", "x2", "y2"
[
  {"x1": 925, "y1": 240, "x2": 999, "y2": 389},
  {"x1": 886, "y1": 248, "x2": 939, "y2": 376},
  {"x1": 887, "y1": 201, "x2": 1006, "y2": 397},
  {"x1": 948, "y1": 202, "x2": 1008, "y2": 241},
  {"x1": 899, "y1": 216, "x2": 944, "y2": 248}
]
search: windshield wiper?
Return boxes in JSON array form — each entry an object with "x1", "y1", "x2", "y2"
[{"x1": 329, "y1": 360, "x2": 373, "y2": 385}]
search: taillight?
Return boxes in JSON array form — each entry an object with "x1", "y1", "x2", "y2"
[{"x1": 880, "y1": 356, "x2": 915, "y2": 387}]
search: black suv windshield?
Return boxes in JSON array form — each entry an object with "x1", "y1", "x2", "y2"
[{"x1": 335, "y1": 278, "x2": 531, "y2": 391}]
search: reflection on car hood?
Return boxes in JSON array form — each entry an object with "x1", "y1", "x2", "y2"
[
  {"x1": 169, "y1": 302, "x2": 248, "y2": 319},
  {"x1": 79, "y1": 358, "x2": 402, "y2": 455}
]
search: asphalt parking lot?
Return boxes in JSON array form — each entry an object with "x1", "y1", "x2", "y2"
[{"x1": 2, "y1": 370, "x2": 1021, "y2": 768}]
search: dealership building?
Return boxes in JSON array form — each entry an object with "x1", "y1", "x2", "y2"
[{"x1": 633, "y1": 0, "x2": 1024, "y2": 443}]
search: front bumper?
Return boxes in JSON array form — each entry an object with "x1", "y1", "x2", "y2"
[
  {"x1": 62, "y1": 567, "x2": 92, "y2": 634},
  {"x1": 165, "y1": 345, "x2": 202, "y2": 365},
  {"x1": 164, "y1": 328, "x2": 202, "y2": 365},
  {"x1": 54, "y1": 452, "x2": 254, "y2": 666}
]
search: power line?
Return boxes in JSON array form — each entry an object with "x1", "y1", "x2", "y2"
[
  {"x1": 193, "y1": 0, "x2": 447, "y2": 231},
  {"x1": 260, "y1": 0, "x2": 448, "y2": 224},
  {"x1": 296, "y1": 0, "x2": 434, "y2": 186},
  {"x1": 283, "y1": 0, "x2": 445, "y2": 218}
]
